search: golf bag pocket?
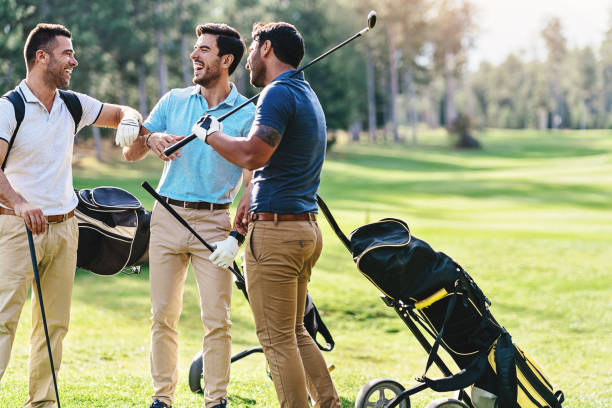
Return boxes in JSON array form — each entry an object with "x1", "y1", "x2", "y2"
[
  {"x1": 75, "y1": 187, "x2": 150, "y2": 275},
  {"x1": 487, "y1": 333, "x2": 564, "y2": 408}
]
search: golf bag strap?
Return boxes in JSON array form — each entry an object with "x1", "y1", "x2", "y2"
[
  {"x1": 418, "y1": 286, "x2": 459, "y2": 382},
  {"x1": 421, "y1": 351, "x2": 489, "y2": 392},
  {"x1": 1, "y1": 89, "x2": 25, "y2": 171},
  {"x1": 58, "y1": 90, "x2": 82, "y2": 134},
  {"x1": 311, "y1": 304, "x2": 335, "y2": 352},
  {"x1": 316, "y1": 194, "x2": 351, "y2": 251}
]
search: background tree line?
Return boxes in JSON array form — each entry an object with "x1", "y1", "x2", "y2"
[{"x1": 1, "y1": 0, "x2": 611, "y2": 152}]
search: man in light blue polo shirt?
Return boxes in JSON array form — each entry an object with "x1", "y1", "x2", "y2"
[{"x1": 122, "y1": 23, "x2": 254, "y2": 408}]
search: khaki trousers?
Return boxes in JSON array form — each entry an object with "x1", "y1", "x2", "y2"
[
  {"x1": 245, "y1": 220, "x2": 340, "y2": 408},
  {"x1": 0, "y1": 214, "x2": 78, "y2": 408},
  {"x1": 149, "y1": 203, "x2": 233, "y2": 408}
]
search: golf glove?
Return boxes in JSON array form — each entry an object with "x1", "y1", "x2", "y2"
[
  {"x1": 115, "y1": 117, "x2": 141, "y2": 147},
  {"x1": 209, "y1": 235, "x2": 239, "y2": 268},
  {"x1": 192, "y1": 114, "x2": 223, "y2": 144}
]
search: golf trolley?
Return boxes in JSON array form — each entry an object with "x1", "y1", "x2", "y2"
[{"x1": 316, "y1": 196, "x2": 563, "y2": 408}]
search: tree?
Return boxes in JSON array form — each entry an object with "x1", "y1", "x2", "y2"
[
  {"x1": 429, "y1": 0, "x2": 477, "y2": 130},
  {"x1": 541, "y1": 16, "x2": 567, "y2": 129}
]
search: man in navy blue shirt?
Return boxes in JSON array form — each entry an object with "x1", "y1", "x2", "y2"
[{"x1": 192, "y1": 22, "x2": 340, "y2": 408}]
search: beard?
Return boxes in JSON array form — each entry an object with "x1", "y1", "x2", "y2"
[
  {"x1": 248, "y1": 48, "x2": 266, "y2": 88},
  {"x1": 249, "y1": 60, "x2": 266, "y2": 88},
  {"x1": 45, "y1": 56, "x2": 71, "y2": 88},
  {"x1": 193, "y1": 62, "x2": 222, "y2": 88}
]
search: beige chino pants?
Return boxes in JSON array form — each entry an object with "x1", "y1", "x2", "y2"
[
  {"x1": 149, "y1": 203, "x2": 233, "y2": 408},
  {"x1": 0, "y1": 214, "x2": 78, "y2": 408},
  {"x1": 245, "y1": 220, "x2": 340, "y2": 408}
]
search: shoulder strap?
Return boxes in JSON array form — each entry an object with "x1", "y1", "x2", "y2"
[
  {"x1": 1, "y1": 89, "x2": 25, "y2": 171},
  {"x1": 58, "y1": 90, "x2": 83, "y2": 134}
]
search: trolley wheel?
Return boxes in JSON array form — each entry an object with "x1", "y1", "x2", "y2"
[
  {"x1": 355, "y1": 378, "x2": 408, "y2": 408},
  {"x1": 188, "y1": 351, "x2": 203, "y2": 394},
  {"x1": 425, "y1": 397, "x2": 470, "y2": 408}
]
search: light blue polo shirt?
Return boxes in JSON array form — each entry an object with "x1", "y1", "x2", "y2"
[{"x1": 143, "y1": 84, "x2": 255, "y2": 203}]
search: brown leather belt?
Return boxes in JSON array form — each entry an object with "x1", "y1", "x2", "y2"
[
  {"x1": 249, "y1": 212, "x2": 316, "y2": 222},
  {"x1": 161, "y1": 196, "x2": 229, "y2": 210},
  {"x1": 0, "y1": 207, "x2": 75, "y2": 224}
]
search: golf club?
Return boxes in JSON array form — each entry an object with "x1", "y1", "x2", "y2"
[
  {"x1": 25, "y1": 226, "x2": 61, "y2": 408},
  {"x1": 164, "y1": 10, "x2": 378, "y2": 157},
  {"x1": 141, "y1": 181, "x2": 248, "y2": 299}
]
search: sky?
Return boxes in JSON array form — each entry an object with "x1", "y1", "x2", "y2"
[{"x1": 468, "y1": 0, "x2": 611, "y2": 69}]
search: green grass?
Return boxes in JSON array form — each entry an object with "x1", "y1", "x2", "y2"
[{"x1": 2, "y1": 129, "x2": 611, "y2": 407}]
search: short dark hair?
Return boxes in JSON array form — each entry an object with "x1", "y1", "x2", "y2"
[
  {"x1": 24, "y1": 23, "x2": 72, "y2": 70},
  {"x1": 195, "y1": 23, "x2": 245, "y2": 75},
  {"x1": 251, "y1": 22, "x2": 304, "y2": 69}
]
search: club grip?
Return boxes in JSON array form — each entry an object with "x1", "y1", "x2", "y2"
[{"x1": 165, "y1": 133, "x2": 197, "y2": 156}]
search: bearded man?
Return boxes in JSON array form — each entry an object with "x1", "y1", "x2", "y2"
[
  {"x1": 0, "y1": 23, "x2": 142, "y2": 408},
  {"x1": 122, "y1": 23, "x2": 254, "y2": 408}
]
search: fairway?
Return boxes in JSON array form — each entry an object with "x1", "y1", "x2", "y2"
[{"x1": 2, "y1": 129, "x2": 611, "y2": 407}]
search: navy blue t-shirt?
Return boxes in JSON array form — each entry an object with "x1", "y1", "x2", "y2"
[{"x1": 250, "y1": 70, "x2": 326, "y2": 214}]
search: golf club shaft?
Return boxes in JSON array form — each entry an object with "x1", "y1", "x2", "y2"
[
  {"x1": 26, "y1": 227, "x2": 61, "y2": 408},
  {"x1": 141, "y1": 181, "x2": 247, "y2": 289},
  {"x1": 164, "y1": 25, "x2": 372, "y2": 157}
]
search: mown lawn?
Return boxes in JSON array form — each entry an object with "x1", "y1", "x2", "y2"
[{"x1": 2, "y1": 129, "x2": 611, "y2": 407}]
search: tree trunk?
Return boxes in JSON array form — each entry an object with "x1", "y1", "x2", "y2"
[
  {"x1": 138, "y1": 62, "x2": 148, "y2": 116},
  {"x1": 444, "y1": 52, "x2": 457, "y2": 129},
  {"x1": 177, "y1": 0, "x2": 192, "y2": 86},
  {"x1": 366, "y1": 48, "x2": 377, "y2": 143},
  {"x1": 405, "y1": 68, "x2": 418, "y2": 144},
  {"x1": 386, "y1": 24, "x2": 399, "y2": 142},
  {"x1": 155, "y1": 0, "x2": 169, "y2": 98},
  {"x1": 88, "y1": 84, "x2": 103, "y2": 162}
]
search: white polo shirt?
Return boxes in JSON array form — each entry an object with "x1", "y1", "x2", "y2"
[{"x1": 0, "y1": 80, "x2": 103, "y2": 215}]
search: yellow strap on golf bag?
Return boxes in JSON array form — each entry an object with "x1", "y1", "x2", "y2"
[{"x1": 488, "y1": 338, "x2": 562, "y2": 407}]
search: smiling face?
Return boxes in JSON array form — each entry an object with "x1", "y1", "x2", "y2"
[
  {"x1": 190, "y1": 33, "x2": 224, "y2": 88},
  {"x1": 44, "y1": 35, "x2": 78, "y2": 88}
]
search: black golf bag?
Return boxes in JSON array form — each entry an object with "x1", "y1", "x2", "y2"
[
  {"x1": 349, "y1": 218, "x2": 564, "y2": 408},
  {"x1": 75, "y1": 187, "x2": 150, "y2": 275}
]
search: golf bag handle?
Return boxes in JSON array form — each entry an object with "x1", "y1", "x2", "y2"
[
  {"x1": 141, "y1": 181, "x2": 248, "y2": 299},
  {"x1": 316, "y1": 194, "x2": 351, "y2": 251}
]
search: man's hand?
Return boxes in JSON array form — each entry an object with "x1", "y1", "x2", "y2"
[
  {"x1": 192, "y1": 115, "x2": 223, "y2": 144},
  {"x1": 13, "y1": 200, "x2": 45, "y2": 235},
  {"x1": 146, "y1": 133, "x2": 185, "y2": 161},
  {"x1": 233, "y1": 194, "x2": 250, "y2": 235},
  {"x1": 115, "y1": 117, "x2": 141, "y2": 147},
  {"x1": 209, "y1": 235, "x2": 240, "y2": 268}
]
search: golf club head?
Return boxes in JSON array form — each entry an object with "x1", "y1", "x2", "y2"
[{"x1": 367, "y1": 10, "x2": 377, "y2": 30}]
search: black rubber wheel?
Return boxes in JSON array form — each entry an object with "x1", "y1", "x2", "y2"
[
  {"x1": 425, "y1": 397, "x2": 470, "y2": 408},
  {"x1": 188, "y1": 351, "x2": 203, "y2": 394},
  {"x1": 354, "y1": 378, "x2": 408, "y2": 408}
]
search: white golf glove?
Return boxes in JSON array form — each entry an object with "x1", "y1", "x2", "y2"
[
  {"x1": 192, "y1": 114, "x2": 223, "y2": 144},
  {"x1": 115, "y1": 117, "x2": 141, "y2": 147},
  {"x1": 209, "y1": 235, "x2": 239, "y2": 268}
]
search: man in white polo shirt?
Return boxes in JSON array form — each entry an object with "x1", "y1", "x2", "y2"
[{"x1": 0, "y1": 23, "x2": 143, "y2": 408}]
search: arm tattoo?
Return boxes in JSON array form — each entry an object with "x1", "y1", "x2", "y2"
[{"x1": 253, "y1": 125, "x2": 283, "y2": 148}]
